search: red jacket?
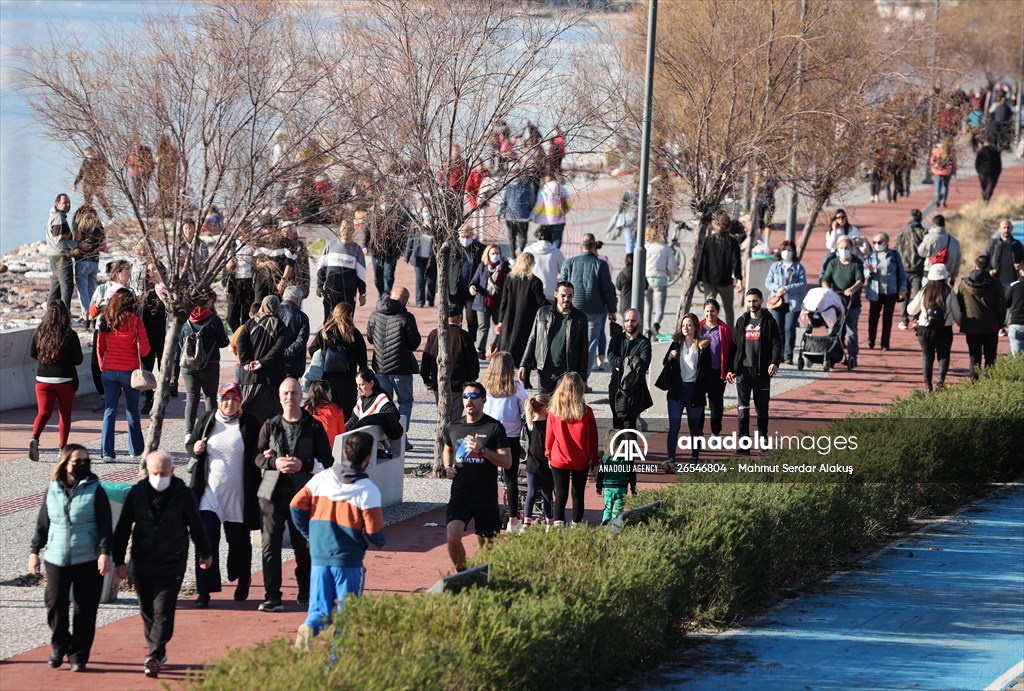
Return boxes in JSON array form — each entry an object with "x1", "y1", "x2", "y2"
[
  {"x1": 309, "y1": 403, "x2": 346, "y2": 447},
  {"x1": 545, "y1": 406, "x2": 598, "y2": 471},
  {"x1": 699, "y1": 318, "x2": 734, "y2": 380},
  {"x1": 97, "y1": 313, "x2": 151, "y2": 372}
]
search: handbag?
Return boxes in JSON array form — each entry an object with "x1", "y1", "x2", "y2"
[
  {"x1": 130, "y1": 322, "x2": 156, "y2": 391},
  {"x1": 766, "y1": 294, "x2": 784, "y2": 310}
]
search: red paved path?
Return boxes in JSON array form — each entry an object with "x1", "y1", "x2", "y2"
[{"x1": 1, "y1": 163, "x2": 1019, "y2": 688}]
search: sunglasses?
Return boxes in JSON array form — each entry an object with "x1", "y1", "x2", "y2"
[{"x1": 463, "y1": 392, "x2": 482, "y2": 400}]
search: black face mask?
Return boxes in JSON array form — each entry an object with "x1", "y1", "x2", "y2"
[{"x1": 70, "y1": 465, "x2": 89, "y2": 483}]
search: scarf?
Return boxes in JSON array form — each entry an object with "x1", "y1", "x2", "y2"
[{"x1": 485, "y1": 261, "x2": 504, "y2": 310}]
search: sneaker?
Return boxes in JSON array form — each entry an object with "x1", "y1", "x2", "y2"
[
  {"x1": 258, "y1": 599, "x2": 284, "y2": 612},
  {"x1": 184, "y1": 434, "x2": 192, "y2": 450},
  {"x1": 551, "y1": 520, "x2": 565, "y2": 532},
  {"x1": 898, "y1": 321, "x2": 908, "y2": 330},
  {"x1": 101, "y1": 456, "x2": 116, "y2": 463},
  {"x1": 297, "y1": 595, "x2": 309, "y2": 607},
  {"x1": 48, "y1": 651, "x2": 63, "y2": 669},
  {"x1": 522, "y1": 518, "x2": 534, "y2": 530},
  {"x1": 506, "y1": 518, "x2": 521, "y2": 535},
  {"x1": 143, "y1": 655, "x2": 165, "y2": 678},
  {"x1": 70, "y1": 662, "x2": 87, "y2": 672},
  {"x1": 28, "y1": 437, "x2": 39, "y2": 462}
]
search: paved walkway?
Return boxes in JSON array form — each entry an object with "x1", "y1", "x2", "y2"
[{"x1": 0, "y1": 159, "x2": 1020, "y2": 688}]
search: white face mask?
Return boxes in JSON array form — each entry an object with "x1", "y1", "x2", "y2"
[
  {"x1": 838, "y1": 249, "x2": 852, "y2": 261},
  {"x1": 489, "y1": 252, "x2": 500, "y2": 262},
  {"x1": 459, "y1": 237, "x2": 473, "y2": 247},
  {"x1": 780, "y1": 250, "x2": 793, "y2": 262},
  {"x1": 148, "y1": 475, "x2": 171, "y2": 492},
  {"x1": 874, "y1": 243, "x2": 885, "y2": 252}
]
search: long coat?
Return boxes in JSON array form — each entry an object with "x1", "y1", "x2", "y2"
[{"x1": 497, "y1": 274, "x2": 550, "y2": 364}]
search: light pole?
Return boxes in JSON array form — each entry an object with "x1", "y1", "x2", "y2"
[
  {"x1": 921, "y1": 0, "x2": 939, "y2": 186},
  {"x1": 785, "y1": 0, "x2": 807, "y2": 245},
  {"x1": 630, "y1": 0, "x2": 658, "y2": 320}
]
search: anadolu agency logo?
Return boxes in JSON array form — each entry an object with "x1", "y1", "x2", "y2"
[{"x1": 607, "y1": 429, "x2": 660, "y2": 473}]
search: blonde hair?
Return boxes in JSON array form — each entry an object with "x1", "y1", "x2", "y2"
[
  {"x1": 483, "y1": 244, "x2": 502, "y2": 261},
  {"x1": 549, "y1": 371, "x2": 587, "y2": 422},
  {"x1": 525, "y1": 394, "x2": 549, "y2": 430},
  {"x1": 321, "y1": 302, "x2": 356, "y2": 343},
  {"x1": 645, "y1": 226, "x2": 665, "y2": 244},
  {"x1": 482, "y1": 352, "x2": 517, "y2": 398},
  {"x1": 510, "y1": 252, "x2": 535, "y2": 278}
]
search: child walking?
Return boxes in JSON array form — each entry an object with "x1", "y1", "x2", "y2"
[
  {"x1": 596, "y1": 428, "x2": 637, "y2": 525},
  {"x1": 522, "y1": 395, "x2": 553, "y2": 528}
]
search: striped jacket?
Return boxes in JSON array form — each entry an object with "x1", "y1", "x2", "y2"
[
  {"x1": 290, "y1": 472, "x2": 386, "y2": 568},
  {"x1": 531, "y1": 181, "x2": 572, "y2": 226}
]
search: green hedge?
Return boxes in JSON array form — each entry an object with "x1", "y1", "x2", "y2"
[{"x1": 196, "y1": 356, "x2": 1024, "y2": 690}]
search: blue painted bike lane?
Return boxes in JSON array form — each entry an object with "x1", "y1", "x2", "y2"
[{"x1": 644, "y1": 484, "x2": 1024, "y2": 690}]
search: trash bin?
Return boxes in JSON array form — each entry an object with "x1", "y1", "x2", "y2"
[{"x1": 98, "y1": 481, "x2": 132, "y2": 603}]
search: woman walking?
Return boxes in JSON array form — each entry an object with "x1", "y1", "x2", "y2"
[
  {"x1": 764, "y1": 240, "x2": 808, "y2": 364},
  {"x1": 929, "y1": 137, "x2": 957, "y2": 209},
  {"x1": 308, "y1": 302, "x2": 367, "y2": 419},
  {"x1": 237, "y1": 295, "x2": 291, "y2": 421},
  {"x1": 29, "y1": 302, "x2": 83, "y2": 461},
  {"x1": 470, "y1": 244, "x2": 510, "y2": 359},
  {"x1": 29, "y1": 444, "x2": 113, "y2": 672},
  {"x1": 545, "y1": 372, "x2": 598, "y2": 527},
  {"x1": 531, "y1": 173, "x2": 572, "y2": 249},
  {"x1": 907, "y1": 264, "x2": 962, "y2": 392},
  {"x1": 645, "y1": 226, "x2": 678, "y2": 335},
  {"x1": 179, "y1": 290, "x2": 230, "y2": 446},
  {"x1": 497, "y1": 252, "x2": 549, "y2": 384},
  {"x1": 698, "y1": 299, "x2": 733, "y2": 436},
  {"x1": 97, "y1": 290, "x2": 150, "y2": 462},
  {"x1": 864, "y1": 232, "x2": 907, "y2": 351},
  {"x1": 656, "y1": 313, "x2": 712, "y2": 469},
  {"x1": 482, "y1": 352, "x2": 530, "y2": 533}
]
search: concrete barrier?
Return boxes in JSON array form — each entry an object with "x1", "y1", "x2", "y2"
[
  {"x1": 330, "y1": 415, "x2": 407, "y2": 508},
  {"x1": 0, "y1": 328, "x2": 96, "y2": 412}
]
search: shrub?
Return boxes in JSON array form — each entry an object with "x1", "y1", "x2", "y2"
[{"x1": 196, "y1": 359, "x2": 1023, "y2": 690}]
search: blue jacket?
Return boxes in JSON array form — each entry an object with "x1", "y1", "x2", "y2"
[
  {"x1": 36, "y1": 476, "x2": 112, "y2": 567},
  {"x1": 497, "y1": 178, "x2": 537, "y2": 222},
  {"x1": 864, "y1": 249, "x2": 908, "y2": 301},
  {"x1": 764, "y1": 261, "x2": 808, "y2": 311}
]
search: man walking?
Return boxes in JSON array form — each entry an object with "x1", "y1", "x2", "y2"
[
  {"x1": 443, "y1": 382, "x2": 511, "y2": 571},
  {"x1": 986, "y1": 219, "x2": 1024, "y2": 292},
  {"x1": 697, "y1": 210, "x2": 744, "y2": 328},
  {"x1": 558, "y1": 233, "x2": 617, "y2": 377},
  {"x1": 225, "y1": 221, "x2": 256, "y2": 331},
  {"x1": 422, "y1": 306, "x2": 480, "y2": 423},
  {"x1": 918, "y1": 214, "x2": 962, "y2": 283},
  {"x1": 46, "y1": 193, "x2": 76, "y2": 309},
  {"x1": 957, "y1": 255, "x2": 1007, "y2": 378},
  {"x1": 726, "y1": 289, "x2": 782, "y2": 453},
  {"x1": 316, "y1": 218, "x2": 367, "y2": 321},
  {"x1": 895, "y1": 209, "x2": 927, "y2": 330},
  {"x1": 277, "y1": 285, "x2": 310, "y2": 379},
  {"x1": 255, "y1": 378, "x2": 334, "y2": 613},
  {"x1": 607, "y1": 308, "x2": 652, "y2": 431},
  {"x1": 518, "y1": 281, "x2": 589, "y2": 394},
  {"x1": 366, "y1": 285, "x2": 421, "y2": 441},
  {"x1": 113, "y1": 451, "x2": 212, "y2": 679}
]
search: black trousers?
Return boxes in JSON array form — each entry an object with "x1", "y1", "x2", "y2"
[
  {"x1": 260, "y1": 496, "x2": 310, "y2": 602},
  {"x1": 44, "y1": 560, "x2": 103, "y2": 665},
  {"x1": 700, "y1": 373, "x2": 727, "y2": 435},
  {"x1": 735, "y1": 368, "x2": 771, "y2": 440},
  {"x1": 465, "y1": 309, "x2": 480, "y2": 350},
  {"x1": 225, "y1": 277, "x2": 255, "y2": 332},
  {"x1": 196, "y1": 510, "x2": 252, "y2": 597},
  {"x1": 476, "y1": 308, "x2": 499, "y2": 357},
  {"x1": 505, "y1": 220, "x2": 529, "y2": 257},
  {"x1": 966, "y1": 331, "x2": 999, "y2": 379},
  {"x1": 868, "y1": 294, "x2": 899, "y2": 348},
  {"x1": 612, "y1": 414, "x2": 637, "y2": 431},
  {"x1": 918, "y1": 325, "x2": 953, "y2": 390},
  {"x1": 503, "y1": 438, "x2": 523, "y2": 518},
  {"x1": 901, "y1": 274, "x2": 923, "y2": 324},
  {"x1": 538, "y1": 368, "x2": 566, "y2": 395},
  {"x1": 551, "y1": 467, "x2": 588, "y2": 523},
  {"x1": 978, "y1": 173, "x2": 1000, "y2": 203},
  {"x1": 134, "y1": 572, "x2": 184, "y2": 660},
  {"x1": 322, "y1": 287, "x2": 355, "y2": 324}
]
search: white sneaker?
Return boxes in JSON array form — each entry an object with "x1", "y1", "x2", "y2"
[
  {"x1": 184, "y1": 434, "x2": 192, "y2": 450},
  {"x1": 101, "y1": 456, "x2": 116, "y2": 463},
  {"x1": 506, "y1": 518, "x2": 522, "y2": 535}
]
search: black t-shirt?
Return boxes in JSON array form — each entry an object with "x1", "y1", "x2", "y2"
[
  {"x1": 445, "y1": 414, "x2": 509, "y2": 499},
  {"x1": 742, "y1": 315, "x2": 763, "y2": 369},
  {"x1": 547, "y1": 310, "x2": 571, "y2": 371}
]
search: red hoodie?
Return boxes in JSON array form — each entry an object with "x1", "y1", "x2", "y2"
[
  {"x1": 545, "y1": 406, "x2": 598, "y2": 471},
  {"x1": 97, "y1": 313, "x2": 150, "y2": 372}
]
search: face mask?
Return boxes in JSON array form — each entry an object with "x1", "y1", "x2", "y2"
[
  {"x1": 780, "y1": 250, "x2": 793, "y2": 262},
  {"x1": 70, "y1": 466, "x2": 89, "y2": 482},
  {"x1": 874, "y1": 243, "x2": 885, "y2": 252},
  {"x1": 459, "y1": 237, "x2": 473, "y2": 247},
  {"x1": 489, "y1": 252, "x2": 500, "y2": 262},
  {"x1": 149, "y1": 475, "x2": 171, "y2": 492},
  {"x1": 838, "y1": 249, "x2": 852, "y2": 261}
]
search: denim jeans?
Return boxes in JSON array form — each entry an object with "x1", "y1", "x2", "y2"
[
  {"x1": 844, "y1": 306, "x2": 861, "y2": 359},
  {"x1": 101, "y1": 369, "x2": 144, "y2": 458},
  {"x1": 375, "y1": 373, "x2": 412, "y2": 432},
  {"x1": 74, "y1": 259, "x2": 99, "y2": 314},
  {"x1": 372, "y1": 254, "x2": 399, "y2": 298},
  {"x1": 1008, "y1": 324, "x2": 1024, "y2": 355},
  {"x1": 770, "y1": 306, "x2": 798, "y2": 360},
  {"x1": 667, "y1": 384, "x2": 703, "y2": 461},
  {"x1": 48, "y1": 255, "x2": 74, "y2": 309},
  {"x1": 413, "y1": 261, "x2": 437, "y2": 307},
  {"x1": 933, "y1": 174, "x2": 951, "y2": 206},
  {"x1": 543, "y1": 223, "x2": 566, "y2": 249},
  {"x1": 584, "y1": 311, "x2": 607, "y2": 377},
  {"x1": 624, "y1": 226, "x2": 636, "y2": 255}
]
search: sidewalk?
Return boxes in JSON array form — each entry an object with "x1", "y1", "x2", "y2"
[{"x1": 0, "y1": 160, "x2": 1020, "y2": 688}]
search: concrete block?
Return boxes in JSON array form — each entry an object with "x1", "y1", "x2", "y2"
[
  {"x1": 0, "y1": 328, "x2": 96, "y2": 412},
  {"x1": 331, "y1": 415, "x2": 407, "y2": 508}
]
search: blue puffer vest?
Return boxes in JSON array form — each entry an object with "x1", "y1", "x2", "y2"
[{"x1": 44, "y1": 476, "x2": 100, "y2": 567}]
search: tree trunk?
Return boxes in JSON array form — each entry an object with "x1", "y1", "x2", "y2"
[
  {"x1": 432, "y1": 241, "x2": 453, "y2": 478},
  {"x1": 795, "y1": 192, "x2": 828, "y2": 263},
  {"x1": 676, "y1": 207, "x2": 716, "y2": 325},
  {"x1": 140, "y1": 311, "x2": 184, "y2": 478}
]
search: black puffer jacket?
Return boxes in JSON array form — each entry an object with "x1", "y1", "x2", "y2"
[
  {"x1": 112, "y1": 476, "x2": 211, "y2": 578},
  {"x1": 277, "y1": 301, "x2": 310, "y2": 377},
  {"x1": 366, "y1": 298, "x2": 421, "y2": 374}
]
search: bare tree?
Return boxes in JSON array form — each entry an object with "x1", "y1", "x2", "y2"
[
  {"x1": 312, "y1": 0, "x2": 603, "y2": 475},
  {"x1": 19, "y1": 0, "x2": 356, "y2": 472}
]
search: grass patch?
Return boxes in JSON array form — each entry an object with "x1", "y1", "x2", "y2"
[
  {"x1": 195, "y1": 356, "x2": 1024, "y2": 691},
  {"x1": 946, "y1": 195, "x2": 1024, "y2": 278}
]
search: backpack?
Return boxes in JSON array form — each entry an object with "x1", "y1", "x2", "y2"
[
  {"x1": 323, "y1": 342, "x2": 350, "y2": 374},
  {"x1": 925, "y1": 294, "x2": 946, "y2": 326},
  {"x1": 180, "y1": 322, "x2": 211, "y2": 371}
]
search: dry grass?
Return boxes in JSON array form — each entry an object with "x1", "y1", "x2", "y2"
[{"x1": 946, "y1": 195, "x2": 1024, "y2": 278}]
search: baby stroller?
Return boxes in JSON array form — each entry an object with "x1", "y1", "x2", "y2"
[{"x1": 797, "y1": 287, "x2": 848, "y2": 371}]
